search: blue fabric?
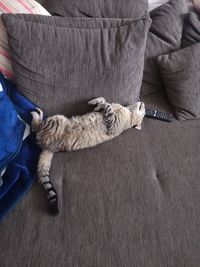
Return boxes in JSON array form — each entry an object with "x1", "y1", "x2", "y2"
[
  {"x1": 1, "y1": 72, "x2": 36, "y2": 124},
  {"x1": 0, "y1": 72, "x2": 41, "y2": 221},
  {"x1": 0, "y1": 77, "x2": 25, "y2": 172},
  {"x1": 0, "y1": 135, "x2": 40, "y2": 220}
]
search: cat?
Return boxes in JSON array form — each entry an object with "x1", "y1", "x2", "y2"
[{"x1": 31, "y1": 97, "x2": 145, "y2": 215}]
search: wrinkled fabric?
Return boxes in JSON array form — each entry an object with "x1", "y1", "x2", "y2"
[
  {"x1": 140, "y1": 0, "x2": 187, "y2": 96},
  {"x1": 182, "y1": 12, "x2": 200, "y2": 47},
  {"x1": 44, "y1": 0, "x2": 148, "y2": 19},
  {"x1": 0, "y1": 72, "x2": 40, "y2": 221},
  {"x1": 0, "y1": 73, "x2": 25, "y2": 173},
  {"x1": 0, "y1": 91, "x2": 200, "y2": 266},
  {"x1": 2, "y1": 13, "x2": 150, "y2": 115},
  {"x1": 0, "y1": 135, "x2": 40, "y2": 221},
  {"x1": 1, "y1": 2, "x2": 200, "y2": 267},
  {"x1": 158, "y1": 42, "x2": 200, "y2": 120}
]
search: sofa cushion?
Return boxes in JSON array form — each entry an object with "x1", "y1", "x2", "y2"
[
  {"x1": 140, "y1": 0, "x2": 187, "y2": 96},
  {"x1": 2, "y1": 13, "x2": 150, "y2": 116},
  {"x1": 158, "y1": 43, "x2": 200, "y2": 120},
  {"x1": 182, "y1": 12, "x2": 200, "y2": 47},
  {"x1": 44, "y1": 0, "x2": 148, "y2": 19}
]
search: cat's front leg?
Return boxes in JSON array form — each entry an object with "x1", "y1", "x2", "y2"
[
  {"x1": 102, "y1": 103, "x2": 117, "y2": 135},
  {"x1": 93, "y1": 103, "x2": 106, "y2": 112},
  {"x1": 88, "y1": 97, "x2": 105, "y2": 106},
  {"x1": 88, "y1": 97, "x2": 106, "y2": 112}
]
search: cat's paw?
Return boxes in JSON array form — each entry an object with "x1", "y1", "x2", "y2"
[
  {"x1": 30, "y1": 110, "x2": 39, "y2": 121},
  {"x1": 36, "y1": 108, "x2": 44, "y2": 120},
  {"x1": 31, "y1": 108, "x2": 43, "y2": 121},
  {"x1": 88, "y1": 97, "x2": 105, "y2": 106},
  {"x1": 135, "y1": 124, "x2": 142, "y2": 130},
  {"x1": 93, "y1": 104, "x2": 105, "y2": 112}
]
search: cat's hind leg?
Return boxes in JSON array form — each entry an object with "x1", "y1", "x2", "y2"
[
  {"x1": 89, "y1": 98, "x2": 117, "y2": 134},
  {"x1": 37, "y1": 149, "x2": 59, "y2": 215},
  {"x1": 36, "y1": 108, "x2": 44, "y2": 120}
]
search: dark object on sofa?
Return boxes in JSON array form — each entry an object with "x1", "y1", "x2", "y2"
[{"x1": 145, "y1": 108, "x2": 173, "y2": 122}]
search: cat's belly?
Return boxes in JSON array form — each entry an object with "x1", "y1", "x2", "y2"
[
  {"x1": 59, "y1": 129, "x2": 111, "y2": 151},
  {"x1": 37, "y1": 114, "x2": 113, "y2": 152}
]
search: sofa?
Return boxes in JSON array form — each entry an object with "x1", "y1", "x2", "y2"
[{"x1": 1, "y1": 1, "x2": 200, "y2": 267}]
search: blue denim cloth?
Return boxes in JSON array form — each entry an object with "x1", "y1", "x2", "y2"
[
  {"x1": 0, "y1": 73, "x2": 41, "y2": 221},
  {"x1": 0, "y1": 77, "x2": 25, "y2": 173},
  {"x1": 0, "y1": 135, "x2": 40, "y2": 220}
]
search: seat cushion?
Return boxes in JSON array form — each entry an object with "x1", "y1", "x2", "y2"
[{"x1": 1, "y1": 91, "x2": 200, "y2": 267}]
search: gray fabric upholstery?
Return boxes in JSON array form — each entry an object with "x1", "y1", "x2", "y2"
[
  {"x1": 140, "y1": 0, "x2": 187, "y2": 96},
  {"x1": 43, "y1": 0, "x2": 148, "y2": 19},
  {"x1": 182, "y1": 12, "x2": 200, "y2": 47},
  {"x1": 36, "y1": 0, "x2": 46, "y2": 5},
  {"x1": 158, "y1": 43, "x2": 200, "y2": 120},
  {"x1": 1, "y1": 91, "x2": 200, "y2": 267},
  {"x1": 2, "y1": 13, "x2": 150, "y2": 115},
  {"x1": 1, "y1": 2, "x2": 200, "y2": 267}
]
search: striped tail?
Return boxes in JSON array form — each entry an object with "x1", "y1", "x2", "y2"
[{"x1": 37, "y1": 150, "x2": 59, "y2": 215}]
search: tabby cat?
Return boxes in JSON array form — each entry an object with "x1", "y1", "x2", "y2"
[{"x1": 31, "y1": 97, "x2": 145, "y2": 214}]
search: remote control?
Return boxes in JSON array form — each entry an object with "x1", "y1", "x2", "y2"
[{"x1": 145, "y1": 109, "x2": 173, "y2": 122}]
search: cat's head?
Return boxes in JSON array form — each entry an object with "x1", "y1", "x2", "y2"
[{"x1": 127, "y1": 102, "x2": 145, "y2": 130}]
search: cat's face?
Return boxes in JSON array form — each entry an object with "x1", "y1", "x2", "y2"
[
  {"x1": 128, "y1": 102, "x2": 145, "y2": 130},
  {"x1": 112, "y1": 102, "x2": 145, "y2": 130}
]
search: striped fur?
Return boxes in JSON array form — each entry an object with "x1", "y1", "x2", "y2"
[
  {"x1": 37, "y1": 150, "x2": 58, "y2": 214},
  {"x1": 31, "y1": 97, "x2": 145, "y2": 215}
]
